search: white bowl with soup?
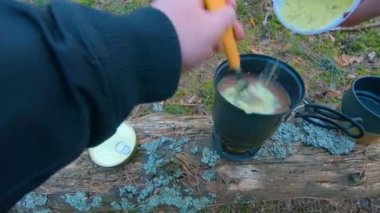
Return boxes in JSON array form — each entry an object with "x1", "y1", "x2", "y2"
[{"x1": 273, "y1": 0, "x2": 361, "y2": 34}]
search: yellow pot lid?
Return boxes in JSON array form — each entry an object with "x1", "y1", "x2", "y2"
[{"x1": 89, "y1": 122, "x2": 136, "y2": 167}]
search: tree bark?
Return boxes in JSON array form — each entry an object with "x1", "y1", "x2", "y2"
[{"x1": 12, "y1": 114, "x2": 380, "y2": 212}]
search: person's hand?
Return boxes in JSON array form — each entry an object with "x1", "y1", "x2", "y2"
[
  {"x1": 152, "y1": 0, "x2": 244, "y2": 70},
  {"x1": 340, "y1": 0, "x2": 380, "y2": 27}
]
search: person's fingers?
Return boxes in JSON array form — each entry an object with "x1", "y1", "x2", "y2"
[
  {"x1": 208, "y1": 49, "x2": 215, "y2": 59},
  {"x1": 233, "y1": 21, "x2": 245, "y2": 40},
  {"x1": 198, "y1": 0, "x2": 206, "y2": 8},
  {"x1": 208, "y1": 6, "x2": 236, "y2": 39},
  {"x1": 213, "y1": 42, "x2": 222, "y2": 52},
  {"x1": 226, "y1": 0, "x2": 236, "y2": 8}
]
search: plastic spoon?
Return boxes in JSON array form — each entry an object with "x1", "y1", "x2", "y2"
[{"x1": 204, "y1": 0, "x2": 248, "y2": 91}]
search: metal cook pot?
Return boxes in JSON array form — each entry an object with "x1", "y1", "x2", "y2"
[
  {"x1": 212, "y1": 54, "x2": 364, "y2": 156},
  {"x1": 341, "y1": 76, "x2": 380, "y2": 144}
]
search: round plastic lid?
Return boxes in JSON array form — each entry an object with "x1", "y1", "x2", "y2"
[
  {"x1": 273, "y1": 0, "x2": 361, "y2": 35},
  {"x1": 89, "y1": 122, "x2": 136, "y2": 167}
]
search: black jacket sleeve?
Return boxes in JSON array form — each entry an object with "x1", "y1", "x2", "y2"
[{"x1": 0, "y1": 0, "x2": 181, "y2": 211}]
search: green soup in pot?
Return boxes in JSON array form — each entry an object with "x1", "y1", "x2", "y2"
[
  {"x1": 218, "y1": 73, "x2": 291, "y2": 115},
  {"x1": 280, "y1": 0, "x2": 354, "y2": 31}
]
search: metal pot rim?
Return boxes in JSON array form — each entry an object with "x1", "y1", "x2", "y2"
[{"x1": 350, "y1": 76, "x2": 380, "y2": 119}]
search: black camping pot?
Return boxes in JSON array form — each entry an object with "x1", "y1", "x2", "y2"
[
  {"x1": 341, "y1": 76, "x2": 380, "y2": 134},
  {"x1": 212, "y1": 54, "x2": 365, "y2": 160}
]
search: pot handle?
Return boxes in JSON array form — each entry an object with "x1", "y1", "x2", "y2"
[{"x1": 295, "y1": 103, "x2": 365, "y2": 139}]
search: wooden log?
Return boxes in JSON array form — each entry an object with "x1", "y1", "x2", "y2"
[{"x1": 11, "y1": 114, "x2": 380, "y2": 212}]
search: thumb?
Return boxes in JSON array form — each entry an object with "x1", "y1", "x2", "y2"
[{"x1": 208, "y1": 6, "x2": 237, "y2": 40}]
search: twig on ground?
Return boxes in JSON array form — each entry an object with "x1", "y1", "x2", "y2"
[
  {"x1": 333, "y1": 22, "x2": 380, "y2": 31},
  {"x1": 194, "y1": 167, "x2": 202, "y2": 195},
  {"x1": 262, "y1": 11, "x2": 270, "y2": 26},
  {"x1": 177, "y1": 103, "x2": 199, "y2": 107},
  {"x1": 127, "y1": 105, "x2": 141, "y2": 120},
  {"x1": 180, "y1": 180, "x2": 193, "y2": 192},
  {"x1": 359, "y1": 146, "x2": 369, "y2": 184},
  {"x1": 126, "y1": 173, "x2": 138, "y2": 187},
  {"x1": 175, "y1": 156, "x2": 196, "y2": 179}
]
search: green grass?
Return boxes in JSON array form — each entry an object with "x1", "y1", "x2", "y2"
[
  {"x1": 346, "y1": 29, "x2": 380, "y2": 54},
  {"x1": 163, "y1": 104, "x2": 192, "y2": 115},
  {"x1": 200, "y1": 80, "x2": 215, "y2": 112},
  {"x1": 31, "y1": 0, "x2": 49, "y2": 6},
  {"x1": 74, "y1": 0, "x2": 96, "y2": 7}
]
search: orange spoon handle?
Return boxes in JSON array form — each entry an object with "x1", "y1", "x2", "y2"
[{"x1": 205, "y1": 0, "x2": 240, "y2": 70}]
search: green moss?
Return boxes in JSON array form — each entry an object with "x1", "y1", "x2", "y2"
[
  {"x1": 356, "y1": 68, "x2": 370, "y2": 76},
  {"x1": 161, "y1": 160, "x2": 182, "y2": 178},
  {"x1": 115, "y1": 137, "x2": 216, "y2": 212},
  {"x1": 311, "y1": 38, "x2": 339, "y2": 57},
  {"x1": 111, "y1": 198, "x2": 134, "y2": 211},
  {"x1": 201, "y1": 147, "x2": 220, "y2": 167},
  {"x1": 201, "y1": 170, "x2": 216, "y2": 181},
  {"x1": 256, "y1": 121, "x2": 356, "y2": 160},
  {"x1": 17, "y1": 192, "x2": 47, "y2": 209},
  {"x1": 74, "y1": 0, "x2": 95, "y2": 7},
  {"x1": 288, "y1": 60, "x2": 308, "y2": 76},
  {"x1": 99, "y1": 0, "x2": 149, "y2": 14},
  {"x1": 164, "y1": 104, "x2": 192, "y2": 115},
  {"x1": 287, "y1": 36, "x2": 309, "y2": 57},
  {"x1": 143, "y1": 187, "x2": 215, "y2": 213},
  {"x1": 255, "y1": 123, "x2": 302, "y2": 159},
  {"x1": 373, "y1": 70, "x2": 380, "y2": 76},
  {"x1": 31, "y1": 0, "x2": 49, "y2": 7},
  {"x1": 303, "y1": 124, "x2": 355, "y2": 155},
  {"x1": 119, "y1": 185, "x2": 138, "y2": 198},
  {"x1": 268, "y1": 16, "x2": 285, "y2": 37},
  {"x1": 110, "y1": 6, "x2": 130, "y2": 15},
  {"x1": 151, "y1": 102, "x2": 163, "y2": 112},
  {"x1": 174, "y1": 88, "x2": 187, "y2": 98},
  {"x1": 237, "y1": 28, "x2": 256, "y2": 53},
  {"x1": 168, "y1": 87, "x2": 188, "y2": 105},
  {"x1": 200, "y1": 80, "x2": 215, "y2": 112},
  {"x1": 237, "y1": 1, "x2": 249, "y2": 20},
  {"x1": 236, "y1": 0, "x2": 262, "y2": 22},
  {"x1": 190, "y1": 145, "x2": 199, "y2": 154},
  {"x1": 348, "y1": 29, "x2": 380, "y2": 54},
  {"x1": 61, "y1": 192, "x2": 102, "y2": 212},
  {"x1": 34, "y1": 209, "x2": 51, "y2": 213},
  {"x1": 316, "y1": 57, "x2": 340, "y2": 74}
]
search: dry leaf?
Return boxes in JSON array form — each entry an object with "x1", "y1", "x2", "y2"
[
  {"x1": 335, "y1": 54, "x2": 364, "y2": 67},
  {"x1": 335, "y1": 55, "x2": 349, "y2": 67},
  {"x1": 354, "y1": 56, "x2": 365, "y2": 63},
  {"x1": 250, "y1": 46, "x2": 263, "y2": 54},
  {"x1": 315, "y1": 89, "x2": 341, "y2": 99},
  {"x1": 271, "y1": 40, "x2": 280, "y2": 45},
  {"x1": 326, "y1": 89, "x2": 341, "y2": 98},
  {"x1": 327, "y1": 33, "x2": 336, "y2": 42},
  {"x1": 282, "y1": 43, "x2": 292, "y2": 51},
  {"x1": 186, "y1": 95, "x2": 197, "y2": 104},
  {"x1": 195, "y1": 105, "x2": 208, "y2": 115},
  {"x1": 249, "y1": 17, "x2": 256, "y2": 27},
  {"x1": 290, "y1": 57, "x2": 302, "y2": 66}
]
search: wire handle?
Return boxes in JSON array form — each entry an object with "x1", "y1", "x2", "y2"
[{"x1": 295, "y1": 103, "x2": 365, "y2": 139}]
